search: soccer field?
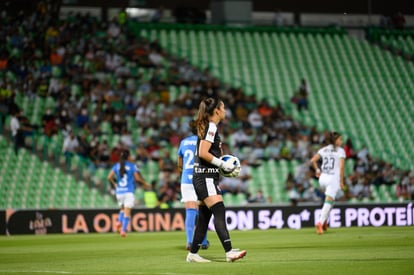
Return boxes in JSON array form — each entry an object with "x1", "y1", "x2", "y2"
[{"x1": 0, "y1": 226, "x2": 413, "y2": 275}]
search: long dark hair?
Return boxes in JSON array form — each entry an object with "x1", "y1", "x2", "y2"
[
  {"x1": 192, "y1": 97, "x2": 221, "y2": 139},
  {"x1": 189, "y1": 120, "x2": 197, "y2": 135},
  {"x1": 328, "y1": 131, "x2": 341, "y2": 150},
  {"x1": 120, "y1": 150, "x2": 130, "y2": 177}
]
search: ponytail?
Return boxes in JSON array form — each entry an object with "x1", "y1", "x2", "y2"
[
  {"x1": 189, "y1": 120, "x2": 198, "y2": 135},
  {"x1": 120, "y1": 150, "x2": 130, "y2": 177},
  {"x1": 193, "y1": 97, "x2": 221, "y2": 139}
]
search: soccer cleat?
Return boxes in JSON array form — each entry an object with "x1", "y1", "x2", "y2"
[
  {"x1": 315, "y1": 222, "x2": 323, "y2": 235},
  {"x1": 186, "y1": 253, "x2": 211, "y2": 263},
  {"x1": 120, "y1": 231, "x2": 127, "y2": 237},
  {"x1": 322, "y1": 221, "x2": 328, "y2": 231},
  {"x1": 226, "y1": 249, "x2": 247, "y2": 262},
  {"x1": 201, "y1": 240, "x2": 210, "y2": 250},
  {"x1": 185, "y1": 243, "x2": 192, "y2": 251}
]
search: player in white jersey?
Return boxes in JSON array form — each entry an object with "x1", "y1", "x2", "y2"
[{"x1": 310, "y1": 132, "x2": 345, "y2": 235}]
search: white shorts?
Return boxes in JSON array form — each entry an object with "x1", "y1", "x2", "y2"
[
  {"x1": 181, "y1": 184, "x2": 198, "y2": 202},
  {"x1": 319, "y1": 173, "x2": 340, "y2": 199},
  {"x1": 116, "y1": 192, "x2": 135, "y2": 208}
]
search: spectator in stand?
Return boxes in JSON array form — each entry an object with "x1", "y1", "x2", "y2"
[
  {"x1": 144, "y1": 180, "x2": 161, "y2": 208},
  {"x1": 88, "y1": 110, "x2": 103, "y2": 136},
  {"x1": 279, "y1": 140, "x2": 293, "y2": 161},
  {"x1": 267, "y1": 139, "x2": 282, "y2": 160},
  {"x1": 396, "y1": 171, "x2": 411, "y2": 201},
  {"x1": 158, "y1": 149, "x2": 176, "y2": 188},
  {"x1": 347, "y1": 172, "x2": 373, "y2": 201},
  {"x1": 41, "y1": 108, "x2": 58, "y2": 137},
  {"x1": 247, "y1": 108, "x2": 263, "y2": 129},
  {"x1": 62, "y1": 130, "x2": 79, "y2": 168},
  {"x1": 273, "y1": 8, "x2": 285, "y2": 27},
  {"x1": 379, "y1": 14, "x2": 392, "y2": 28},
  {"x1": 248, "y1": 190, "x2": 267, "y2": 203},
  {"x1": 106, "y1": 18, "x2": 121, "y2": 39},
  {"x1": 50, "y1": 47, "x2": 63, "y2": 66},
  {"x1": 109, "y1": 144, "x2": 121, "y2": 165},
  {"x1": 220, "y1": 176, "x2": 247, "y2": 197},
  {"x1": 57, "y1": 109, "x2": 71, "y2": 133},
  {"x1": 229, "y1": 124, "x2": 252, "y2": 152},
  {"x1": 354, "y1": 158, "x2": 368, "y2": 175},
  {"x1": 158, "y1": 178, "x2": 180, "y2": 208},
  {"x1": 343, "y1": 138, "x2": 357, "y2": 160},
  {"x1": 97, "y1": 139, "x2": 111, "y2": 168},
  {"x1": 151, "y1": 6, "x2": 165, "y2": 23},
  {"x1": 248, "y1": 139, "x2": 266, "y2": 166},
  {"x1": 257, "y1": 99, "x2": 273, "y2": 118},
  {"x1": 112, "y1": 113, "x2": 127, "y2": 135},
  {"x1": 359, "y1": 177, "x2": 374, "y2": 201},
  {"x1": 238, "y1": 158, "x2": 252, "y2": 189},
  {"x1": 294, "y1": 134, "x2": 311, "y2": 161},
  {"x1": 392, "y1": 12, "x2": 406, "y2": 29},
  {"x1": 149, "y1": 49, "x2": 164, "y2": 67},
  {"x1": 287, "y1": 183, "x2": 301, "y2": 206},
  {"x1": 135, "y1": 98, "x2": 156, "y2": 128},
  {"x1": 409, "y1": 175, "x2": 414, "y2": 200},
  {"x1": 291, "y1": 78, "x2": 310, "y2": 112},
  {"x1": 120, "y1": 127, "x2": 134, "y2": 151},
  {"x1": 76, "y1": 107, "x2": 90, "y2": 129},
  {"x1": 357, "y1": 145, "x2": 369, "y2": 165},
  {"x1": 10, "y1": 109, "x2": 34, "y2": 155},
  {"x1": 77, "y1": 133, "x2": 91, "y2": 160},
  {"x1": 0, "y1": 53, "x2": 8, "y2": 71},
  {"x1": 135, "y1": 144, "x2": 150, "y2": 166}
]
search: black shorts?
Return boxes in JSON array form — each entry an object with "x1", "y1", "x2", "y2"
[{"x1": 192, "y1": 173, "x2": 221, "y2": 201}]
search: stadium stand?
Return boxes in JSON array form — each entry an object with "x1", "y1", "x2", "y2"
[
  {"x1": 367, "y1": 27, "x2": 414, "y2": 60},
  {"x1": 0, "y1": 8, "x2": 413, "y2": 210},
  {"x1": 133, "y1": 23, "x2": 414, "y2": 172}
]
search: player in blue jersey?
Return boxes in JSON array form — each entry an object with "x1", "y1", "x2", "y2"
[
  {"x1": 177, "y1": 126, "x2": 209, "y2": 250},
  {"x1": 108, "y1": 150, "x2": 149, "y2": 237}
]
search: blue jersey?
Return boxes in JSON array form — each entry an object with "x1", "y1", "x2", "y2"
[
  {"x1": 178, "y1": 135, "x2": 197, "y2": 185},
  {"x1": 112, "y1": 161, "x2": 138, "y2": 194}
]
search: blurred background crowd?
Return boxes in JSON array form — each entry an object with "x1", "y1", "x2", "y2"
[{"x1": 1, "y1": 1, "x2": 413, "y2": 208}]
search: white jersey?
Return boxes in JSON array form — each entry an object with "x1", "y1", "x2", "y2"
[
  {"x1": 317, "y1": 144, "x2": 346, "y2": 177},
  {"x1": 317, "y1": 144, "x2": 346, "y2": 199}
]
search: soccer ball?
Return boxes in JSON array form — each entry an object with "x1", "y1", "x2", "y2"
[{"x1": 219, "y1": 154, "x2": 241, "y2": 178}]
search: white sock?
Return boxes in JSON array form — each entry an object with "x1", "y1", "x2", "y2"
[{"x1": 319, "y1": 201, "x2": 333, "y2": 224}]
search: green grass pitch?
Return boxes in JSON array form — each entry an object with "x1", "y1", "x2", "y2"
[{"x1": 0, "y1": 226, "x2": 413, "y2": 275}]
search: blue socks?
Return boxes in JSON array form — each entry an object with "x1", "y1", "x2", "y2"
[
  {"x1": 186, "y1": 208, "x2": 197, "y2": 244},
  {"x1": 118, "y1": 211, "x2": 124, "y2": 224},
  {"x1": 122, "y1": 217, "x2": 130, "y2": 233},
  {"x1": 118, "y1": 211, "x2": 129, "y2": 233}
]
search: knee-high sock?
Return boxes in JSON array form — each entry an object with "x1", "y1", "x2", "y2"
[
  {"x1": 210, "y1": 202, "x2": 232, "y2": 252},
  {"x1": 185, "y1": 208, "x2": 197, "y2": 244},
  {"x1": 319, "y1": 200, "x2": 333, "y2": 224},
  {"x1": 190, "y1": 205, "x2": 211, "y2": 254},
  {"x1": 118, "y1": 211, "x2": 124, "y2": 224},
  {"x1": 122, "y1": 216, "x2": 130, "y2": 232}
]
